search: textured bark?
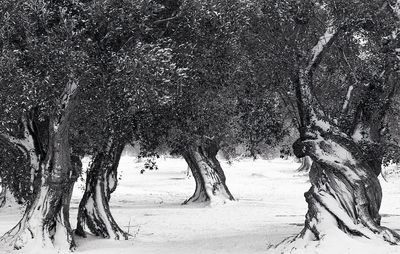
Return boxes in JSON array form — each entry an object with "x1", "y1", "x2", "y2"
[
  {"x1": 0, "y1": 131, "x2": 78, "y2": 250},
  {"x1": 0, "y1": 82, "x2": 78, "y2": 251},
  {"x1": 75, "y1": 140, "x2": 128, "y2": 240},
  {"x1": 182, "y1": 141, "x2": 234, "y2": 204},
  {"x1": 296, "y1": 156, "x2": 312, "y2": 172},
  {"x1": 0, "y1": 182, "x2": 6, "y2": 208},
  {"x1": 277, "y1": 9, "x2": 400, "y2": 250},
  {"x1": 0, "y1": 114, "x2": 44, "y2": 202},
  {"x1": 291, "y1": 132, "x2": 400, "y2": 245},
  {"x1": 285, "y1": 68, "x2": 400, "y2": 250}
]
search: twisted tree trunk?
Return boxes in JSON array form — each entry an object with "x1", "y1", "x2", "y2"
[
  {"x1": 276, "y1": 8, "x2": 400, "y2": 251},
  {"x1": 75, "y1": 140, "x2": 128, "y2": 240},
  {"x1": 296, "y1": 156, "x2": 312, "y2": 172},
  {"x1": 290, "y1": 132, "x2": 400, "y2": 245},
  {"x1": 282, "y1": 68, "x2": 400, "y2": 251},
  {"x1": 0, "y1": 82, "x2": 78, "y2": 251},
  {"x1": 182, "y1": 141, "x2": 234, "y2": 205}
]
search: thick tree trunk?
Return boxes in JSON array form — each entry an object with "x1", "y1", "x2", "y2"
[
  {"x1": 0, "y1": 131, "x2": 78, "y2": 250},
  {"x1": 296, "y1": 156, "x2": 312, "y2": 172},
  {"x1": 75, "y1": 140, "x2": 128, "y2": 240},
  {"x1": 281, "y1": 83, "x2": 400, "y2": 250},
  {"x1": 275, "y1": 12, "x2": 400, "y2": 251},
  {"x1": 182, "y1": 141, "x2": 234, "y2": 205},
  {"x1": 0, "y1": 82, "x2": 78, "y2": 251},
  {"x1": 282, "y1": 131, "x2": 400, "y2": 250}
]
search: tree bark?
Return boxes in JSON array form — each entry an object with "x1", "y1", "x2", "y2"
[
  {"x1": 182, "y1": 141, "x2": 234, "y2": 205},
  {"x1": 296, "y1": 156, "x2": 312, "y2": 172},
  {"x1": 290, "y1": 132, "x2": 400, "y2": 245},
  {"x1": 284, "y1": 69, "x2": 400, "y2": 251},
  {"x1": 277, "y1": 10, "x2": 400, "y2": 251},
  {"x1": 0, "y1": 82, "x2": 78, "y2": 251},
  {"x1": 75, "y1": 139, "x2": 128, "y2": 240},
  {"x1": 0, "y1": 181, "x2": 6, "y2": 208},
  {"x1": 0, "y1": 114, "x2": 44, "y2": 203},
  {"x1": 0, "y1": 125, "x2": 78, "y2": 250}
]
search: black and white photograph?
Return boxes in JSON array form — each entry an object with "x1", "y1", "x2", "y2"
[{"x1": 0, "y1": 0, "x2": 399, "y2": 253}]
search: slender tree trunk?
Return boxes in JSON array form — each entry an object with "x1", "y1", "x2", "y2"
[
  {"x1": 182, "y1": 141, "x2": 234, "y2": 205},
  {"x1": 0, "y1": 82, "x2": 78, "y2": 251},
  {"x1": 0, "y1": 181, "x2": 6, "y2": 208},
  {"x1": 296, "y1": 156, "x2": 312, "y2": 172},
  {"x1": 186, "y1": 165, "x2": 192, "y2": 178},
  {"x1": 75, "y1": 140, "x2": 128, "y2": 240}
]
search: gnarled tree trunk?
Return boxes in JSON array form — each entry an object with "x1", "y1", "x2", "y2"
[
  {"x1": 296, "y1": 156, "x2": 312, "y2": 172},
  {"x1": 0, "y1": 124, "x2": 78, "y2": 250},
  {"x1": 289, "y1": 132, "x2": 400, "y2": 246},
  {"x1": 75, "y1": 140, "x2": 128, "y2": 240},
  {"x1": 182, "y1": 141, "x2": 234, "y2": 205},
  {"x1": 0, "y1": 82, "x2": 79, "y2": 251},
  {"x1": 275, "y1": 9, "x2": 400, "y2": 251}
]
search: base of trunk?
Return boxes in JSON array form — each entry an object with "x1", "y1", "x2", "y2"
[
  {"x1": 75, "y1": 181, "x2": 129, "y2": 240},
  {"x1": 182, "y1": 142, "x2": 234, "y2": 205},
  {"x1": 296, "y1": 156, "x2": 312, "y2": 172},
  {"x1": 273, "y1": 184, "x2": 400, "y2": 253},
  {"x1": 276, "y1": 135, "x2": 400, "y2": 252},
  {"x1": 76, "y1": 142, "x2": 128, "y2": 240},
  {"x1": 272, "y1": 225, "x2": 400, "y2": 254},
  {"x1": 0, "y1": 184, "x2": 76, "y2": 251},
  {"x1": 182, "y1": 184, "x2": 209, "y2": 204}
]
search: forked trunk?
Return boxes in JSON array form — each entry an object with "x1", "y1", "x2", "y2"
[
  {"x1": 75, "y1": 140, "x2": 128, "y2": 240},
  {"x1": 296, "y1": 156, "x2": 312, "y2": 172},
  {"x1": 182, "y1": 141, "x2": 234, "y2": 205},
  {"x1": 275, "y1": 11, "x2": 400, "y2": 251}
]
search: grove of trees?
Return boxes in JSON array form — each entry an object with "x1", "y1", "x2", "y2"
[{"x1": 0, "y1": 0, "x2": 398, "y2": 253}]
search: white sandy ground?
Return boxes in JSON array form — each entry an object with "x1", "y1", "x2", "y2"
[{"x1": 1, "y1": 156, "x2": 400, "y2": 254}]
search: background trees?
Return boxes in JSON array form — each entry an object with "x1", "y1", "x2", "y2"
[{"x1": 134, "y1": 0, "x2": 289, "y2": 204}]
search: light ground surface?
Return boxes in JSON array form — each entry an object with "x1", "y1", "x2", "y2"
[{"x1": 1, "y1": 157, "x2": 400, "y2": 254}]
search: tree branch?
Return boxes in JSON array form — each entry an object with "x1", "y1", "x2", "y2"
[
  {"x1": 340, "y1": 50, "x2": 357, "y2": 115},
  {"x1": 305, "y1": 22, "x2": 338, "y2": 75},
  {"x1": 295, "y1": 21, "x2": 340, "y2": 131},
  {"x1": 153, "y1": 15, "x2": 179, "y2": 25}
]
